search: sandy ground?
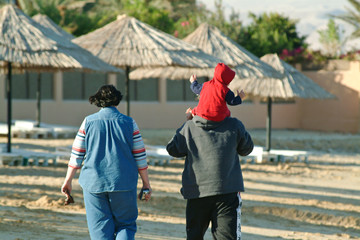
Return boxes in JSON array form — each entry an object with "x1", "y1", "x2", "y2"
[{"x1": 0, "y1": 129, "x2": 360, "y2": 240}]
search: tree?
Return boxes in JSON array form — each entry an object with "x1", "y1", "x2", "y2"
[
  {"x1": 335, "y1": 0, "x2": 360, "y2": 38},
  {"x1": 11, "y1": 0, "x2": 67, "y2": 23},
  {"x1": 63, "y1": 9, "x2": 109, "y2": 36},
  {"x1": 318, "y1": 19, "x2": 343, "y2": 58},
  {"x1": 120, "y1": 0, "x2": 174, "y2": 33},
  {"x1": 167, "y1": 0, "x2": 197, "y2": 22},
  {"x1": 239, "y1": 12, "x2": 306, "y2": 57},
  {"x1": 170, "y1": 0, "x2": 207, "y2": 38},
  {"x1": 8, "y1": 0, "x2": 174, "y2": 36},
  {"x1": 206, "y1": 0, "x2": 243, "y2": 41},
  {"x1": 172, "y1": 0, "x2": 244, "y2": 40},
  {"x1": 6, "y1": 0, "x2": 101, "y2": 36}
]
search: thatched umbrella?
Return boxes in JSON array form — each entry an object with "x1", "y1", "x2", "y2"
[
  {"x1": 0, "y1": 5, "x2": 120, "y2": 72},
  {"x1": 248, "y1": 53, "x2": 335, "y2": 151},
  {"x1": 73, "y1": 15, "x2": 221, "y2": 116},
  {"x1": 0, "y1": 4, "x2": 121, "y2": 152},
  {"x1": 130, "y1": 23, "x2": 282, "y2": 82}
]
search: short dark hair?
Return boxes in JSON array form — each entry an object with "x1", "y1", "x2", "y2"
[{"x1": 89, "y1": 85, "x2": 123, "y2": 107}]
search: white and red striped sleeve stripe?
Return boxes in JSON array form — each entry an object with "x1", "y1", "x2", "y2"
[
  {"x1": 68, "y1": 119, "x2": 86, "y2": 169},
  {"x1": 132, "y1": 120, "x2": 148, "y2": 170}
]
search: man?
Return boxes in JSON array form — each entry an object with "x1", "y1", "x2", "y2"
[{"x1": 166, "y1": 115, "x2": 253, "y2": 240}]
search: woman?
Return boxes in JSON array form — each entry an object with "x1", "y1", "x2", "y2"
[{"x1": 61, "y1": 85, "x2": 151, "y2": 240}]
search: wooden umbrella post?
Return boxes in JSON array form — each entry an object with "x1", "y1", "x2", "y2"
[
  {"x1": 35, "y1": 73, "x2": 41, "y2": 128},
  {"x1": 125, "y1": 66, "x2": 130, "y2": 116},
  {"x1": 266, "y1": 97, "x2": 272, "y2": 152},
  {"x1": 6, "y1": 62, "x2": 12, "y2": 153}
]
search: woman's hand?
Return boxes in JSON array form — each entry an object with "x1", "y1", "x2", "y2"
[
  {"x1": 138, "y1": 169, "x2": 151, "y2": 202},
  {"x1": 61, "y1": 180, "x2": 72, "y2": 196},
  {"x1": 61, "y1": 167, "x2": 78, "y2": 195},
  {"x1": 138, "y1": 187, "x2": 152, "y2": 202}
]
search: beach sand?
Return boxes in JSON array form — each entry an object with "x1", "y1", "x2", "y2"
[{"x1": 0, "y1": 129, "x2": 359, "y2": 240}]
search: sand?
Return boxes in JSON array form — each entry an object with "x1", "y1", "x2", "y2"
[{"x1": 0, "y1": 129, "x2": 360, "y2": 240}]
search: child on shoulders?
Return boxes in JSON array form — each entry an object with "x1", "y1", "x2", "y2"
[{"x1": 186, "y1": 63, "x2": 245, "y2": 121}]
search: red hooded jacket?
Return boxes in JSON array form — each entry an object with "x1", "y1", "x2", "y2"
[{"x1": 192, "y1": 63, "x2": 235, "y2": 122}]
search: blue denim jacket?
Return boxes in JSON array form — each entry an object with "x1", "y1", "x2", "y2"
[{"x1": 78, "y1": 107, "x2": 138, "y2": 193}]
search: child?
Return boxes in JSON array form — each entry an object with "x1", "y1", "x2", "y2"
[{"x1": 186, "y1": 63, "x2": 245, "y2": 121}]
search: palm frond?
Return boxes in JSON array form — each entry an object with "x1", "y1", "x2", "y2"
[
  {"x1": 348, "y1": 0, "x2": 360, "y2": 13},
  {"x1": 350, "y1": 28, "x2": 360, "y2": 38},
  {"x1": 334, "y1": 0, "x2": 360, "y2": 37}
]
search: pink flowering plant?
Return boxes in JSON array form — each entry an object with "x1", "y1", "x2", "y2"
[
  {"x1": 340, "y1": 50, "x2": 360, "y2": 61},
  {"x1": 280, "y1": 47, "x2": 328, "y2": 65},
  {"x1": 173, "y1": 18, "x2": 197, "y2": 38}
]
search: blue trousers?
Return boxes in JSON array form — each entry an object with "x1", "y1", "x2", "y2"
[{"x1": 83, "y1": 189, "x2": 138, "y2": 240}]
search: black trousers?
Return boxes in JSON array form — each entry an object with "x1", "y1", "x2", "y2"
[{"x1": 186, "y1": 192, "x2": 242, "y2": 240}]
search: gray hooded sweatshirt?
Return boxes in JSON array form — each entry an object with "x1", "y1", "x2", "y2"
[{"x1": 166, "y1": 116, "x2": 254, "y2": 199}]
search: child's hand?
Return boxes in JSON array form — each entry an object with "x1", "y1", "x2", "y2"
[
  {"x1": 238, "y1": 89, "x2": 246, "y2": 99},
  {"x1": 189, "y1": 74, "x2": 197, "y2": 83},
  {"x1": 185, "y1": 107, "x2": 194, "y2": 120}
]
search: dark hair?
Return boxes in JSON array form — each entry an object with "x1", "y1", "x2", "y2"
[{"x1": 89, "y1": 85, "x2": 123, "y2": 107}]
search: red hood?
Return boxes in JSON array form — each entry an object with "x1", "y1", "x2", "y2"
[{"x1": 213, "y1": 63, "x2": 235, "y2": 85}]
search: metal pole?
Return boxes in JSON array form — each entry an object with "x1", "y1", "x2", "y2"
[
  {"x1": 125, "y1": 66, "x2": 130, "y2": 116},
  {"x1": 25, "y1": 71, "x2": 29, "y2": 99},
  {"x1": 183, "y1": 79, "x2": 186, "y2": 101},
  {"x1": 36, "y1": 73, "x2": 41, "y2": 127},
  {"x1": 6, "y1": 62, "x2": 12, "y2": 153},
  {"x1": 266, "y1": 97, "x2": 272, "y2": 152},
  {"x1": 81, "y1": 72, "x2": 86, "y2": 99}
]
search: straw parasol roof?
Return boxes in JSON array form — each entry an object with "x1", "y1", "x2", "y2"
[
  {"x1": 246, "y1": 53, "x2": 335, "y2": 151},
  {"x1": 0, "y1": 4, "x2": 122, "y2": 152},
  {"x1": 32, "y1": 13, "x2": 74, "y2": 41},
  {"x1": 0, "y1": 4, "x2": 121, "y2": 73},
  {"x1": 130, "y1": 66, "x2": 214, "y2": 80},
  {"x1": 184, "y1": 23, "x2": 282, "y2": 79},
  {"x1": 73, "y1": 15, "x2": 220, "y2": 68},
  {"x1": 235, "y1": 53, "x2": 335, "y2": 99},
  {"x1": 73, "y1": 15, "x2": 221, "y2": 115},
  {"x1": 130, "y1": 23, "x2": 282, "y2": 81}
]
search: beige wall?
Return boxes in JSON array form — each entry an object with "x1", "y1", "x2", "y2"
[
  {"x1": 298, "y1": 62, "x2": 360, "y2": 133},
  {"x1": 0, "y1": 61, "x2": 359, "y2": 133}
]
